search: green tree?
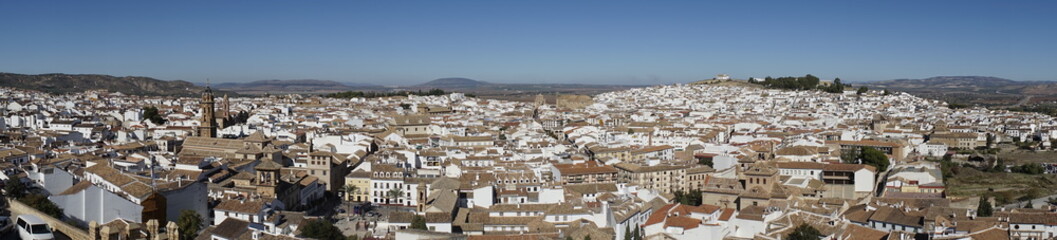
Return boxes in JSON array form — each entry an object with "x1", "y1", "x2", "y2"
[
  {"x1": 343, "y1": 184, "x2": 359, "y2": 201},
  {"x1": 977, "y1": 199, "x2": 993, "y2": 217},
  {"x1": 859, "y1": 147, "x2": 890, "y2": 172},
  {"x1": 584, "y1": 236, "x2": 592, "y2": 240},
  {"x1": 1025, "y1": 201, "x2": 1035, "y2": 209},
  {"x1": 142, "y1": 106, "x2": 167, "y2": 124},
  {"x1": 388, "y1": 188, "x2": 405, "y2": 205},
  {"x1": 21, "y1": 194, "x2": 63, "y2": 219},
  {"x1": 698, "y1": 157, "x2": 714, "y2": 168},
  {"x1": 856, "y1": 86, "x2": 868, "y2": 95},
  {"x1": 824, "y1": 78, "x2": 844, "y2": 93},
  {"x1": 4, "y1": 177, "x2": 27, "y2": 199},
  {"x1": 300, "y1": 219, "x2": 346, "y2": 240},
  {"x1": 633, "y1": 225, "x2": 641, "y2": 240},
  {"x1": 411, "y1": 215, "x2": 428, "y2": 230},
  {"x1": 177, "y1": 210, "x2": 204, "y2": 240},
  {"x1": 991, "y1": 158, "x2": 1006, "y2": 173},
  {"x1": 624, "y1": 225, "x2": 632, "y2": 240},
  {"x1": 1013, "y1": 163, "x2": 1045, "y2": 175},
  {"x1": 786, "y1": 224, "x2": 822, "y2": 240}
]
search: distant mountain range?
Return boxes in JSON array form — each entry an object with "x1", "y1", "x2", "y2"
[
  {"x1": 868, "y1": 76, "x2": 1032, "y2": 89},
  {"x1": 864, "y1": 76, "x2": 1057, "y2": 107},
  {"x1": 212, "y1": 79, "x2": 383, "y2": 93},
  {"x1": 405, "y1": 77, "x2": 647, "y2": 95},
  {"x1": 413, "y1": 77, "x2": 492, "y2": 89},
  {"x1": 0, "y1": 72, "x2": 646, "y2": 98},
  {"x1": 0, "y1": 72, "x2": 229, "y2": 96}
]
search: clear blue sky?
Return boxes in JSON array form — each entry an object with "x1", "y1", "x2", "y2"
[{"x1": 1, "y1": 1, "x2": 1054, "y2": 85}]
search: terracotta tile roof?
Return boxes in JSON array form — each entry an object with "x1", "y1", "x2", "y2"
[
  {"x1": 663, "y1": 216, "x2": 701, "y2": 229},
  {"x1": 838, "y1": 223, "x2": 888, "y2": 240},
  {"x1": 215, "y1": 199, "x2": 267, "y2": 214},
  {"x1": 823, "y1": 163, "x2": 876, "y2": 172},
  {"x1": 554, "y1": 162, "x2": 618, "y2": 175}
]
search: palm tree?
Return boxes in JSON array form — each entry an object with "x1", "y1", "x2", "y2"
[
  {"x1": 342, "y1": 184, "x2": 359, "y2": 218},
  {"x1": 388, "y1": 188, "x2": 405, "y2": 205},
  {"x1": 343, "y1": 184, "x2": 359, "y2": 202}
]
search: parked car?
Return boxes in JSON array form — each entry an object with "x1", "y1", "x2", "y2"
[
  {"x1": 0, "y1": 216, "x2": 12, "y2": 233},
  {"x1": 16, "y1": 215, "x2": 54, "y2": 240}
]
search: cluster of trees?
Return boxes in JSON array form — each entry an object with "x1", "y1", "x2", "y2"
[
  {"x1": 1011, "y1": 163, "x2": 1045, "y2": 175},
  {"x1": 937, "y1": 154, "x2": 962, "y2": 179},
  {"x1": 324, "y1": 89, "x2": 447, "y2": 99},
  {"x1": 748, "y1": 75, "x2": 822, "y2": 91},
  {"x1": 840, "y1": 146, "x2": 891, "y2": 172},
  {"x1": 142, "y1": 106, "x2": 167, "y2": 124},
  {"x1": 746, "y1": 74, "x2": 875, "y2": 95},
  {"x1": 4, "y1": 178, "x2": 63, "y2": 219},
  {"x1": 821, "y1": 78, "x2": 847, "y2": 93},
  {"x1": 623, "y1": 225, "x2": 644, "y2": 240},
  {"x1": 672, "y1": 189, "x2": 704, "y2": 206}
]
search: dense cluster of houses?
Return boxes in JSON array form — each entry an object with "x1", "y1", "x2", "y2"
[{"x1": 2, "y1": 83, "x2": 1057, "y2": 240}]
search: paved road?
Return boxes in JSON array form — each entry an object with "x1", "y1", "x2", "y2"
[
  {"x1": 994, "y1": 90, "x2": 1034, "y2": 108},
  {"x1": 1, "y1": 229, "x2": 72, "y2": 240},
  {"x1": 1000, "y1": 194, "x2": 1057, "y2": 209}
]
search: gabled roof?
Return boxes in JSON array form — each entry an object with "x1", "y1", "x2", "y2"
[
  {"x1": 244, "y1": 131, "x2": 271, "y2": 143},
  {"x1": 255, "y1": 159, "x2": 282, "y2": 171}
]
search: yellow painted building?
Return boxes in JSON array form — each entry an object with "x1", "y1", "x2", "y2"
[{"x1": 344, "y1": 169, "x2": 372, "y2": 202}]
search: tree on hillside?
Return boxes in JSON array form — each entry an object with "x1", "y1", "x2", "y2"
[
  {"x1": 978, "y1": 198, "x2": 993, "y2": 217},
  {"x1": 1025, "y1": 201, "x2": 1035, "y2": 209},
  {"x1": 824, "y1": 78, "x2": 845, "y2": 93},
  {"x1": 856, "y1": 86, "x2": 869, "y2": 95},
  {"x1": 991, "y1": 158, "x2": 1006, "y2": 173},
  {"x1": 177, "y1": 210, "x2": 204, "y2": 240},
  {"x1": 786, "y1": 224, "x2": 822, "y2": 240}
]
